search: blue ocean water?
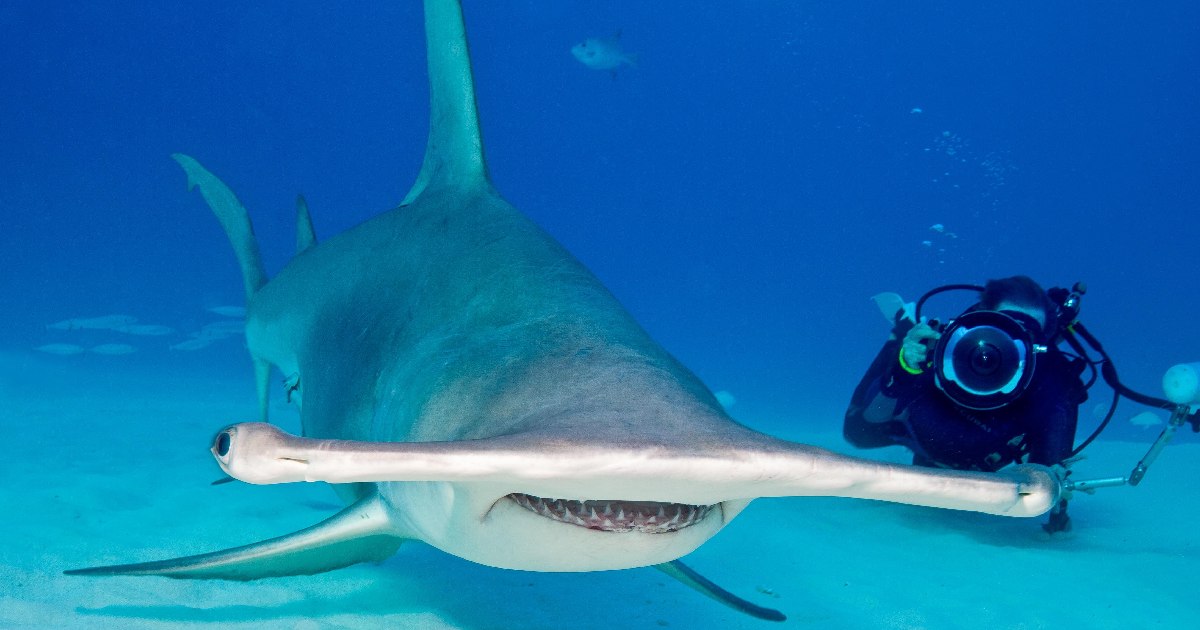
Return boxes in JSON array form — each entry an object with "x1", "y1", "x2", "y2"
[
  {"x1": 3, "y1": 2, "x2": 1199, "y2": 627},
  {"x1": 4, "y1": 4, "x2": 1198, "y2": 445},
  {"x1": 4, "y1": 1, "x2": 1198, "y2": 428}
]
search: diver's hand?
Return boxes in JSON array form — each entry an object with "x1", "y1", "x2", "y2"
[
  {"x1": 900, "y1": 322, "x2": 940, "y2": 371},
  {"x1": 1042, "y1": 499, "x2": 1072, "y2": 534},
  {"x1": 1049, "y1": 462, "x2": 1084, "y2": 498}
]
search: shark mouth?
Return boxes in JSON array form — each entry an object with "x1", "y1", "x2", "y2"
[{"x1": 507, "y1": 493, "x2": 714, "y2": 534}]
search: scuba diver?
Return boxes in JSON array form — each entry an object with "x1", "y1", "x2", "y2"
[{"x1": 844, "y1": 276, "x2": 1088, "y2": 534}]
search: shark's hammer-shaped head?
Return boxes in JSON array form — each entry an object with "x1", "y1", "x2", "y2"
[
  {"x1": 211, "y1": 355, "x2": 763, "y2": 572},
  {"x1": 212, "y1": 425, "x2": 745, "y2": 572},
  {"x1": 211, "y1": 353, "x2": 1059, "y2": 575}
]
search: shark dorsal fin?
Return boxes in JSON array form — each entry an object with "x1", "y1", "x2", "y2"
[{"x1": 401, "y1": 0, "x2": 491, "y2": 205}]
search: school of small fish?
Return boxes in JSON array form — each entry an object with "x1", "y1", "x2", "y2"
[{"x1": 37, "y1": 308, "x2": 245, "y2": 357}]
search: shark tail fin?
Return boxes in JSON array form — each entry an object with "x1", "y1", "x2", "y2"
[
  {"x1": 657, "y1": 560, "x2": 786, "y2": 622},
  {"x1": 295, "y1": 194, "x2": 317, "y2": 254},
  {"x1": 171, "y1": 153, "x2": 269, "y2": 304},
  {"x1": 65, "y1": 493, "x2": 403, "y2": 580},
  {"x1": 401, "y1": 0, "x2": 491, "y2": 205}
]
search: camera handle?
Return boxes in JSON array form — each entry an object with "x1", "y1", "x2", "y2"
[{"x1": 1066, "y1": 404, "x2": 1198, "y2": 493}]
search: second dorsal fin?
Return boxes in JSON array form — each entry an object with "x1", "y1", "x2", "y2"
[{"x1": 295, "y1": 194, "x2": 317, "y2": 254}]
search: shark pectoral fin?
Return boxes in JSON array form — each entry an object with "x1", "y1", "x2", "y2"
[
  {"x1": 65, "y1": 493, "x2": 402, "y2": 580},
  {"x1": 657, "y1": 560, "x2": 785, "y2": 622}
]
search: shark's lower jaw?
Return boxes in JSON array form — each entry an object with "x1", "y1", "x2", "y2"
[{"x1": 507, "y1": 493, "x2": 714, "y2": 534}]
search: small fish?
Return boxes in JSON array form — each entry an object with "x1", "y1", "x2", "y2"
[
  {"x1": 90, "y1": 343, "x2": 137, "y2": 356},
  {"x1": 114, "y1": 324, "x2": 176, "y2": 336},
  {"x1": 571, "y1": 32, "x2": 637, "y2": 73},
  {"x1": 35, "y1": 343, "x2": 86, "y2": 356},
  {"x1": 1128, "y1": 411, "x2": 1163, "y2": 429},
  {"x1": 713, "y1": 390, "x2": 737, "y2": 410},
  {"x1": 200, "y1": 320, "x2": 246, "y2": 336},
  {"x1": 207, "y1": 306, "x2": 246, "y2": 318},
  {"x1": 910, "y1": 107, "x2": 923, "y2": 114},
  {"x1": 755, "y1": 585, "x2": 781, "y2": 599},
  {"x1": 47, "y1": 315, "x2": 138, "y2": 331},
  {"x1": 929, "y1": 223, "x2": 945, "y2": 233},
  {"x1": 170, "y1": 338, "x2": 214, "y2": 351}
]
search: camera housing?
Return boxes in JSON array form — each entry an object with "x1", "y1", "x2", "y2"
[{"x1": 932, "y1": 310, "x2": 1043, "y2": 410}]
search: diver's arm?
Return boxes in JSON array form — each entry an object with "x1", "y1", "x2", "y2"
[
  {"x1": 843, "y1": 337, "x2": 905, "y2": 448},
  {"x1": 844, "y1": 318, "x2": 929, "y2": 448}
]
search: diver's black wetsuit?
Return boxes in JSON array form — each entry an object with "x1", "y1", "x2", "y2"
[{"x1": 844, "y1": 318, "x2": 1088, "y2": 471}]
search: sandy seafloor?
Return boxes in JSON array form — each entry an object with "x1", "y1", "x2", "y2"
[{"x1": 2, "y1": 350, "x2": 1196, "y2": 630}]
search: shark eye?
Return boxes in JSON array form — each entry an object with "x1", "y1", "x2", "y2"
[{"x1": 214, "y1": 430, "x2": 233, "y2": 457}]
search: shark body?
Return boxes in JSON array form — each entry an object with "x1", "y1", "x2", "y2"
[{"x1": 68, "y1": 0, "x2": 1058, "y2": 621}]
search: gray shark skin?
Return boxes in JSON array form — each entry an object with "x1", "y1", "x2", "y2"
[{"x1": 66, "y1": 0, "x2": 1059, "y2": 622}]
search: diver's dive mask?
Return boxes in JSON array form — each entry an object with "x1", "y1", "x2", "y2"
[{"x1": 932, "y1": 309, "x2": 1048, "y2": 410}]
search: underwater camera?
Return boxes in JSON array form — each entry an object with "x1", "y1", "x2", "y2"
[
  {"x1": 913, "y1": 280, "x2": 1200, "y2": 493},
  {"x1": 930, "y1": 309, "x2": 1045, "y2": 410},
  {"x1": 913, "y1": 281, "x2": 1070, "y2": 411}
]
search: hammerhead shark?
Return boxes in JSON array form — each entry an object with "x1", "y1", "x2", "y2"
[{"x1": 67, "y1": 0, "x2": 1059, "y2": 621}]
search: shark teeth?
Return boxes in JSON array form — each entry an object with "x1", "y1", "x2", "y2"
[{"x1": 507, "y1": 493, "x2": 713, "y2": 534}]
